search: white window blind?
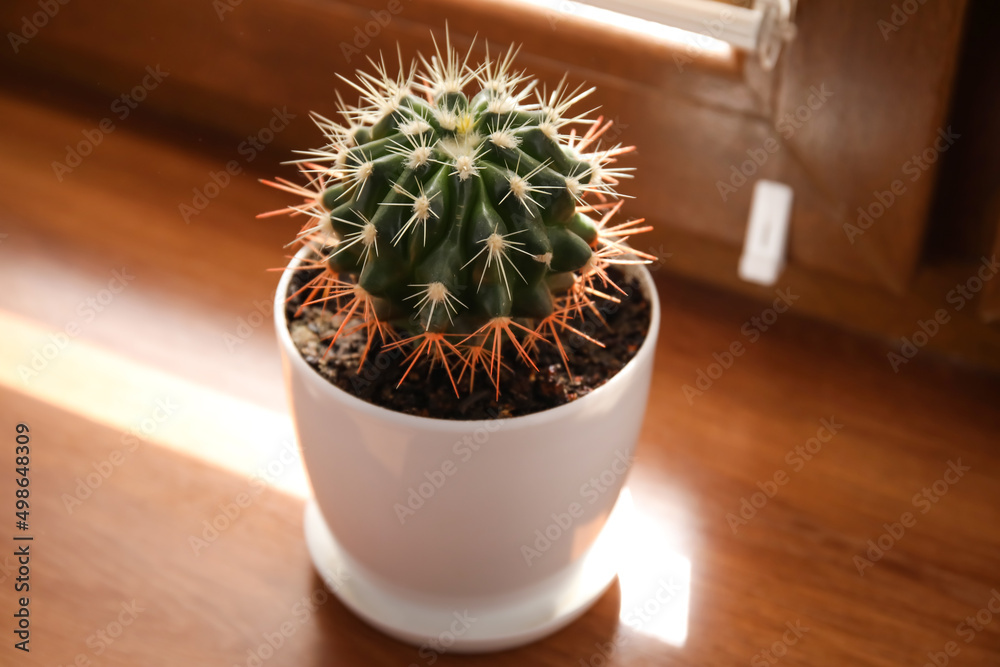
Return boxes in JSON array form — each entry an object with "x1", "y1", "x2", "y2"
[{"x1": 533, "y1": 0, "x2": 796, "y2": 70}]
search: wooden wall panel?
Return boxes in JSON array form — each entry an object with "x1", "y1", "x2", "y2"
[
  {"x1": 981, "y1": 224, "x2": 1000, "y2": 323},
  {"x1": 925, "y1": 0, "x2": 1000, "y2": 311},
  {"x1": 775, "y1": 0, "x2": 968, "y2": 291}
]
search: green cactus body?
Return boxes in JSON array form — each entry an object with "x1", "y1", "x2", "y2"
[{"x1": 265, "y1": 34, "x2": 650, "y2": 393}]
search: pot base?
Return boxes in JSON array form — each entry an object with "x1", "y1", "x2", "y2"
[{"x1": 303, "y1": 496, "x2": 625, "y2": 652}]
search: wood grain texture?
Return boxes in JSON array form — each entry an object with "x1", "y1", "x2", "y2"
[
  {"x1": 981, "y1": 223, "x2": 1000, "y2": 323},
  {"x1": 645, "y1": 225, "x2": 1000, "y2": 374},
  {"x1": 0, "y1": 0, "x2": 968, "y2": 294},
  {"x1": 774, "y1": 0, "x2": 969, "y2": 291},
  {"x1": 0, "y1": 75, "x2": 999, "y2": 667},
  {"x1": 923, "y1": 0, "x2": 1000, "y2": 323},
  {"x1": 924, "y1": 0, "x2": 1000, "y2": 265}
]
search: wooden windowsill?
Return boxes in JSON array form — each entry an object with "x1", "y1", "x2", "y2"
[{"x1": 1, "y1": 80, "x2": 999, "y2": 667}]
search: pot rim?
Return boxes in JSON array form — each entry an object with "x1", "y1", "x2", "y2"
[{"x1": 274, "y1": 244, "x2": 661, "y2": 430}]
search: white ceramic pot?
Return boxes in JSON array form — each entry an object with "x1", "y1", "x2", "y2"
[{"x1": 274, "y1": 245, "x2": 660, "y2": 652}]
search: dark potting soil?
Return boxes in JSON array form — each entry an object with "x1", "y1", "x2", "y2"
[{"x1": 285, "y1": 266, "x2": 652, "y2": 420}]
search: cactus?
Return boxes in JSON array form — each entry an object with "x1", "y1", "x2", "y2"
[{"x1": 263, "y1": 32, "x2": 653, "y2": 395}]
